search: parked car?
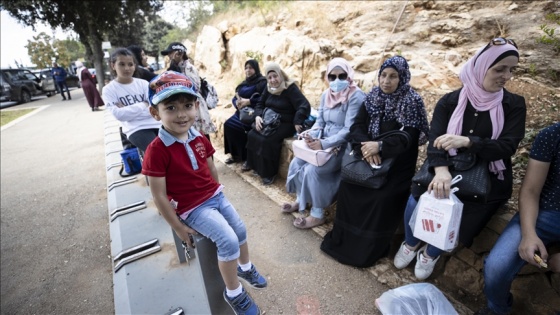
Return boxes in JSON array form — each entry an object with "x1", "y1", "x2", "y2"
[
  {"x1": 0, "y1": 68, "x2": 43, "y2": 103},
  {"x1": 31, "y1": 69, "x2": 57, "y2": 96}
]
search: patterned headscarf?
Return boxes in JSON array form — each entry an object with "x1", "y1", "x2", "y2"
[
  {"x1": 324, "y1": 58, "x2": 359, "y2": 109},
  {"x1": 264, "y1": 62, "x2": 295, "y2": 95},
  {"x1": 364, "y1": 56, "x2": 429, "y2": 145}
]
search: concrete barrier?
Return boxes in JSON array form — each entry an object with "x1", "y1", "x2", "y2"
[{"x1": 103, "y1": 112, "x2": 232, "y2": 315}]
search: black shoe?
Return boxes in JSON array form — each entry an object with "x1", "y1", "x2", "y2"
[
  {"x1": 225, "y1": 157, "x2": 238, "y2": 165},
  {"x1": 241, "y1": 162, "x2": 251, "y2": 172},
  {"x1": 262, "y1": 175, "x2": 276, "y2": 185},
  {"x1": 62, "y1": 98, "x2": 66, "y2": 101}
]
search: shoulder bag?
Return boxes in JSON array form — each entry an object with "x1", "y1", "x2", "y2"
[
  {"x1": 292, "y1": 129, "x2": 334, "y2": 167},
  {"x1": 341, "y1": 130, "x2": 411, "y2": 189},
  {"x1": 255, "y1": 107, "x2": 281, "y2": 137},
  {"x1": 239, "y1": 106, "x2": 256, "y2": 125},
  {"x1": 411, "y1": 152, "x2": 491, "y2": 203}
]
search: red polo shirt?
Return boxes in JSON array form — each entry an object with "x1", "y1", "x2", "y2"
[{"x1": 142, "y1": 130, "x2": 220, "y2": 216}]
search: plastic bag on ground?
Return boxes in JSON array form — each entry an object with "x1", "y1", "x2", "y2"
[{"x1": 375, "y1": 283, "x2": 457, "y2": 315}]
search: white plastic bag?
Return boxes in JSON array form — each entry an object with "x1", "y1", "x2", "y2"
[{"x1": 375, "y1": 283, "x2": 458, "y2": 315}]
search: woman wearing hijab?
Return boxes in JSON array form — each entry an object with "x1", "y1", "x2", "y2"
[
  {"x1": 321, "y1": 56, "x2": 430, "y2": 268},
  {"x1": 244, "y1": 62, "x2": 311, "y2": 185},
  {"x1": 127, "y1": 45, "x2": 156, "y2": 82},
  {"x1": 394, "y1": 38, "x2": 526, "y2": 280},
  {"x1": 283, "y1": 58, "x2": 365, "y2": 229},
  {"x1": 223, "y1": 59, "x2": 268, "y2": 164},
  {"x1": 75, "y1": 61, "x2": 104, "y2": 111}
]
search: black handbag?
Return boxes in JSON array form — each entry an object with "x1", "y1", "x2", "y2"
[
  {"x1": 411, "y1": 152, "x2": 491, "y2": 203},
  {"x1": 239, "y1": 106, "x2": 256, "y2": 125},
  {"x1": 255, "y1": 107, "x2": 281, "y2": 137},
  {"x1": 341, "y1": 130, "x2": 411, "y2": 189}
]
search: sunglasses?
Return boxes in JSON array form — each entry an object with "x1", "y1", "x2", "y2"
[
  {"x1": 474, "y1": 37, "x2": 518, "y2": 65},
  {"x1": 327, "y1": 73, "x2": 348, "y2": 81}
]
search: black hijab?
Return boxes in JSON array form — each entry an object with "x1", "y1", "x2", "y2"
[{"x1": 235, "y1": 59, "x2": 266, "y2": 92}]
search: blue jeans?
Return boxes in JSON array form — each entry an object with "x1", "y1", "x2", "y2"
[
  {"x1": 483, "y1": 210, "x2": 560, "y2": 315},
  {"x1": 56, "y1": 80, "x2": 71, "y2": 99},
  {"x1": 403, "y1": 194, "x2": 444, "y2": 258},
  {"x1": 181, "y1": 192, "x2": 247, "y2": 262}
]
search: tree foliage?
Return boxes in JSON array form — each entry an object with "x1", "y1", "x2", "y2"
[
  {"x1": 1, "y1": 0, "x2": 163, "y2": 91},
  {"x1": 25, "y1": 32, "x2": 56, "y2": 68},
  {"x1": 143, "y1": 16, "x2": 174, "y2": 64},
  {"x1": 25, "y1": 32, "x2": 86, "y2": 69}
]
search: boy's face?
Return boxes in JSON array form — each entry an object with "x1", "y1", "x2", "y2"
[{"x1": 150, "y1": 96, "x2": 199, "y2": 139}]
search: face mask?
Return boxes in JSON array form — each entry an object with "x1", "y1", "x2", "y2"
[{"x1": 329, "y1": 79, "x2": 349, "y2": 93}]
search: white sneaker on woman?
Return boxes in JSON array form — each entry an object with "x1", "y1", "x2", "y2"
[
  {"x1": 393, "y1": 241, "x2": 418, "y2": 269},
  {"x1": 414, "y1": 245, "x2": 440, "y2": 280}
]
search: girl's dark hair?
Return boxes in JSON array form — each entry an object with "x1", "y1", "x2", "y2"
[
  {"x1": 109, "y1": 48, "x2": 135, "y2": 76},
  {"x1": 127, "y1": 45, "x2": 144, "y2": 66}
]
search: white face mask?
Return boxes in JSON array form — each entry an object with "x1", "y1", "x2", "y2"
[{"x1": 329, "y1": 79, "x2": 349, "y2": 92}]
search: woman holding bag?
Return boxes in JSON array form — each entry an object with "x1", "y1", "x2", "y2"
[
  {"x1": 320, "y1": 56, "x2": 429, "y2": 267},
  {"x1": 394, "y1": 38, "x2": 527, "y2": 280},
  {"x1": 223, "y1": 59, "x2": 267, "y2": 164},
  {"x1": 244, "y1": 62, "x2": 311, "y2": 185},
  {"x1": 283, "y1": 58, "x2": 365, "y2": 229}
]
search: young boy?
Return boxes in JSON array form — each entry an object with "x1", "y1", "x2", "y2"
[{"x1": 142, "y1": 71, "x2": 267, "y2": 315}]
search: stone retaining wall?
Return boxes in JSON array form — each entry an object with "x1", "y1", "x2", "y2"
[{"x1": 210, "y1": 106, "x2": 559, "y2": 315}]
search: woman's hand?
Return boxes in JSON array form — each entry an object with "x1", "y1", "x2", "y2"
[
  {"x1": 434, "y1": 134, "x2": 472, "y2": 151},
  {"x1": 295, "y1": 124, "x2": 303, "y2": 133},
  {"x1": 305, "y1": 136, "x2": 323, "y2": 150},
  {"x1": 361, "y1": 141, "x2": 382, "y2": 166},
  {"x1": 255, "y1": 116, "x2": 263, "y2": 131},
  {"x1": 429, "y1": 166, "x2": 453, "y2": 199},
  {"x1": 237, "y1": 97, "x2": 248, "y2": 108}
]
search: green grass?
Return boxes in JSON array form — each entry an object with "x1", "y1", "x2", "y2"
[{"x1": 1, "y1": 108, "x2": 35, "y2": 126}]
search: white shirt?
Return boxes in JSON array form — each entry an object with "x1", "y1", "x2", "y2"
[{"x1": 102, "y1": 78, "x2": 161, "y2": 137}]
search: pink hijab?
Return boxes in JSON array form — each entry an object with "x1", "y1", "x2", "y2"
[
  {"x1": 324, "y1": 58, "x2": 358, "y2": 109},
  {"x1": 447, "y1": 42, "x2": 519, "y2": 180}
]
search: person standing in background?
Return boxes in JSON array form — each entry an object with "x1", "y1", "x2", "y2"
[
  {"x1": 51, "y1": 62, "x2": 71, "y2": 101},
  {"x1": 75, "y1": 61, "x2": 104, "y2": 111}
]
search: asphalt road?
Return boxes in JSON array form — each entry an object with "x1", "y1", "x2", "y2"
[{"x1": 1, "y1": 91, "x2": 386, "y2": 314}]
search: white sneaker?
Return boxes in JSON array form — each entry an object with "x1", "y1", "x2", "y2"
[
  {"x1": 393, "y1": 241, "x2": 418, "y2": 269},
  {"x1": 414, "y1": 246, "x2": 440, "y2": 280}
]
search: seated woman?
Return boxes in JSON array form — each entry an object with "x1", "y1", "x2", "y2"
[
  {"x1": 284, "y1": 57, "x2": 365, "y2": 229},
  {"x1": 321, "y1": 56, "x2": 429, "y2": 268},
  {"x1": 394, "y1": 38, "x2": 526, "y2": 280},
  {"x1": 244, "y1": 62, "x2": 311, "y2": 185},
  {"x1": 223, "y1": 59, "x2": 267, "y2": 164},
  {"x1": 75, "y1": 61, "x2": 104, "y2": 112}
]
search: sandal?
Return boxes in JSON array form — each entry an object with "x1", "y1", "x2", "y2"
[
  {"x1": 281, "y1": 202, "x2": 299, "y2": 213},
  {"x1": 293, "y1": 216, "x2": 326, "y2": 229}
]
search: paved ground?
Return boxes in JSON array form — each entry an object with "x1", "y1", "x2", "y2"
[{"x1": 1, "y1": 91, "x2": 388, "y2": 314}]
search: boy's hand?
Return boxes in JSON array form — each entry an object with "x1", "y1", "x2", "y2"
[{"x1": 177, "y1": 224, "x2": 198, "y2": 248}]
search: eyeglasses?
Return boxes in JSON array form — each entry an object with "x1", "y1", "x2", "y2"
[
  {"x1": 474, "y1": 37, "x2": 518, "y2": 65},
  {"x1": 327, "y1": 73, "x2": 348, "y2": 81},
  {"x1": 490, "y1": 37, "x2": 517, "y2": 48}
]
